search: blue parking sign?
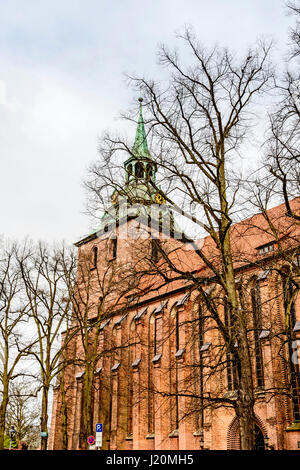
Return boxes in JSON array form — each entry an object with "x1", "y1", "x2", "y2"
[{"x1": 96, "y1": 423, "x2": 103, "y2": 433}]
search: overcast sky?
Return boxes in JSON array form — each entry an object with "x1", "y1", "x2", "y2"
[{"x1": 0, "y1": 0, "x2": 292, "y2": 245}]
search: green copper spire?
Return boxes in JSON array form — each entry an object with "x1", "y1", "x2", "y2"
[
  {"x1": 124, "y1": 97, "x2": 157, "y2": 184},
  {"x1": 132, "y1": 98, "x2": 151, "y2": 159}
]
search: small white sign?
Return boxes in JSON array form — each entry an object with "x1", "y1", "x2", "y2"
[{"x1": 95, "y1": 423, "x2": 103, "y2": 447}]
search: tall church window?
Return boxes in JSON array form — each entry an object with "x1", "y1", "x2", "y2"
[
  {"x1": 109, "y1": 237, "x2": 117, "y2": 260},
  {"x1": 113, "y1": 238, "x2": 117, "y2": 259},
  {"x1": 283, "y1": 278, "x2": 300, "y2": 421},
  {"x1": 108, "y1": 327, "x2": 119, "y2": 445},
  {"x1": 224, "y1": 300, "x2": 238, "y2": 391},
  {"x1": 154, "y1": 316, "x2": 162, "y2": 356},
  {"x1": 148, "y1": 314, "x2": 155, "y2": 434},
  {"x1": 169, "y1": 307, "x2": 179, "y2": 432},
  {"x1": 127, "y1": 321, "x2": 136, "y2": 436},
  {"x1": 151, "y1": 239, "x2": 159, "y2": 263},
  {"x1": 198, "y1": 305, "x2": 204, "y2": 428},
  {"x1": 174, "y1": 308, "x2": 179, "y2": 429},
  {"x1": 91, "y1": 246, "x2": 98, "y2": 269},
  {"x1": 251, "y1": 283, "x2": 264, "y2": 388},
  {"x1": 175, "y1": 308, "x2": 180, "y2": 352}
]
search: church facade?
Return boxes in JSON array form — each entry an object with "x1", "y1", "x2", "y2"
[{"x1": 49, "y1": 101, "x2": 300, "y2": 451}]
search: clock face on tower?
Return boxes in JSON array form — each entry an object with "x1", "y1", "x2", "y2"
[
  {"x1": 155, "y1": 192, "x2": 166, "y2": 205},
  {"x1": 111, "y1": 192, "x2": 119, "y2": 205}
]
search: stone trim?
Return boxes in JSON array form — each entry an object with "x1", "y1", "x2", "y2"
[
  {"x1": 111, "y1": 362, "x2": 121, "y2": 372},
  {"x1": 175, "y1": 348, "x2": 185, "y2": 358},
  {"x1": 199, "y1": 342, "x2": 211, "y2": 353},
  {"x1": 132, "y1": 358, "x2": 141, "y2": 368},
  {"x1": 152, "y1": 354, "x2": 162, "y2": 363},
  {"x1": 134, "y1": 308, "x2": 147, "y2": 320}
]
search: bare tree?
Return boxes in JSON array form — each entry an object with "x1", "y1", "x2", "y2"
[
  {"x1": 85, "y1": 29, "x2": 275, "y2": 449},
  {"x1": 5, "y1": 379, "x2": 40, "y2": 449},
  {"x1": 264, "y1": 1, "x2": 300, "y2": 220},
  {"x1": 17, "y1": 241, "x2": 77, "y2": 450},
  {"x1": 66, "y1": 239, "x2": 142, "y2": 450},
  {"x1": 0, "y1": 239, "x2": 34, "y2": 450},
  {"x1": 287, "y1": 0, "x2": 300, "y2": 60},
  {"x1": 247, "y1": 2, "x2": 300, "y2": 433}
]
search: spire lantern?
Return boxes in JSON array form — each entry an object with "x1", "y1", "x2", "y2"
[{"x1": 124, "y1": 97, "x2": 156, "y2": 184}]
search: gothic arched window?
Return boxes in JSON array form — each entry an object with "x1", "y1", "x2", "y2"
[
  {"x1": 147, "y1": 314, "x2": 155, "y2": 434},
  {"x1": 151, "y1": 239, "x2": 159, "y2": 263},
  {"x1": 251, "y1": 283, "x2": 264, "y2": 388},
  {"x1": 283, "y1": 277, "x2": 300, "y2": 421},
  {"x1": 198, "y1": 304, "x2": 204, "y2": 429},
  {"x1": 109, "y1": 237, "x2": 117, "y2": 260},
  {"x1": 224, "y1": 299, "x2": 238, "y2": 391},
  {"x1": 169, "y1": 306, "x2": 179, "y2": 432},
  {"x1": 127, "y1": 320, "x2": 136, "y2": 437},
  {"x1": 91, "y1": 246, "x2": 98, "y2": 269}
]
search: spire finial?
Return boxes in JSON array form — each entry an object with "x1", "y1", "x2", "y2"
[{"x1": 138, "y1": 97, "x2": 143, "y2": 115}]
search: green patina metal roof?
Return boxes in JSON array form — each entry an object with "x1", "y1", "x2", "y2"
[
  {"x1": 74, "y1": 97, "x2": 184, "y2": 246},
  {"x1": 131, "y1": 98, "x2": 151, "y2": 160}
]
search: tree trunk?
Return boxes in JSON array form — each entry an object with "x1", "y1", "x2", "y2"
[
  {"x1": 60, "y1": 374, "x2": 68, "y2": 450},
  {"x1": 80, "y1": 365, "x2": 94, "y2": 450},
  {"x1": 0, "y1": 369, "x2": 9, "y2": 450},
  {"x1": 226, "y1": 273, "x2": 256, "y2": 449},
  {"x1": 219, "y1": 156, "x2": 256, "y2": 450},
  {"x1": 0, "y1": 396, "x2": 8, "y2": 450},
  {"x1": 235, "y1": 340, "x2": 256, "y2": 449},
  {"x1": 40, "y1": 386, "x2": 49, "y2": 451}
]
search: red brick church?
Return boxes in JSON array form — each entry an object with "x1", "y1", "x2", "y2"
[{"x1": 49, "y1": 101, "x2": 300, "y2": 450}]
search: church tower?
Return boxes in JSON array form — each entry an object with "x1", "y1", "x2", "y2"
[{"x1": 80, "y1": 98, "x2": 182, "y2": 242}]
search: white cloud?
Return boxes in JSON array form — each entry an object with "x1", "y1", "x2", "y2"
[
  {"x1": 0, "y1": 63, "x2": 116, "y2": 243},
  {"x1": 0, "y1": 0, "x2": 292, "y2": 243},
  {"x1": 0, "y1": 80, "x2": 6, "y2": 105}
]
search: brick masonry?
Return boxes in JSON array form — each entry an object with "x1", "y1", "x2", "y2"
[{"x1": 49, "y1": 199, "x2": 300, "y2": 450}]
